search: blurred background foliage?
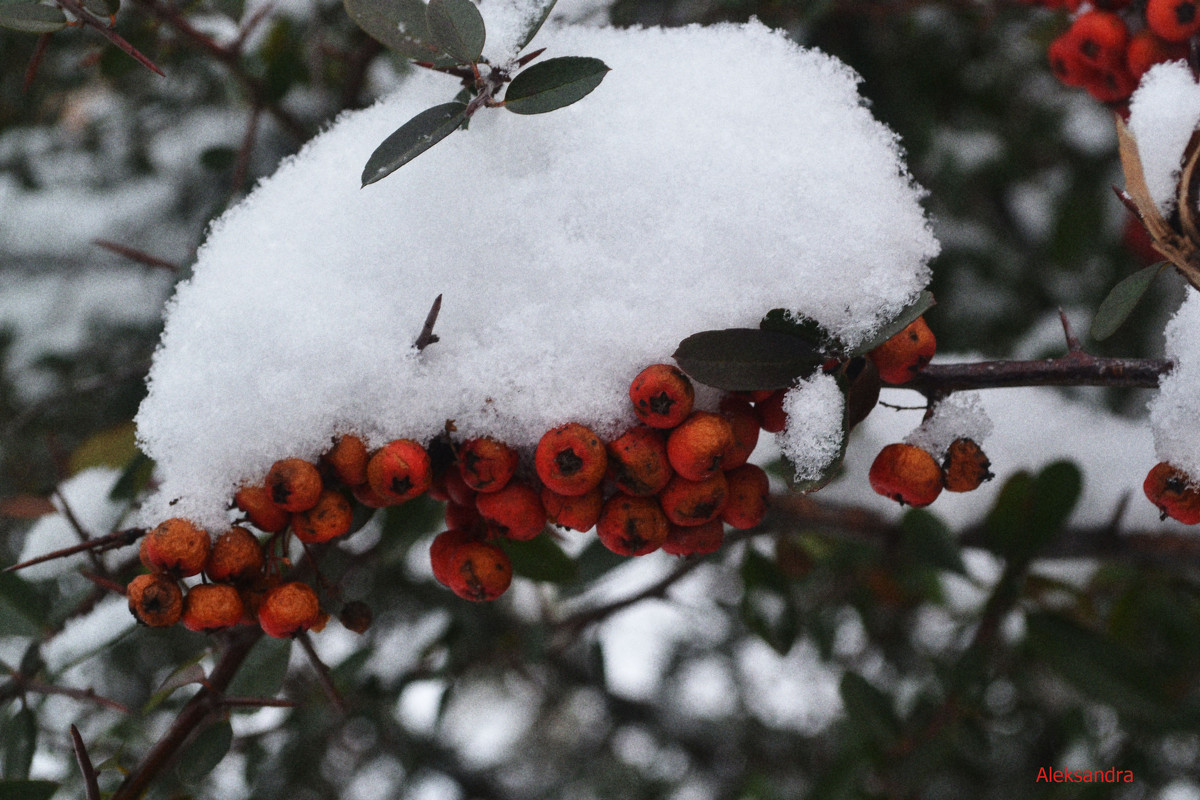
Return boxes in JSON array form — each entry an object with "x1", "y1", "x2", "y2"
[{"x1": 1, "y1": 1, "x2": 1198, "y2": 798}]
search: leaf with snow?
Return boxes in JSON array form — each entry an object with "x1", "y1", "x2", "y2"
[
  {"x1": 514, "y1": 0, "x2": 556, "y2": 52},
  {"x1": 504, "y1": 56, "x2": 609, "y2": 115},
  {"x1": 673, "y1": 329, "x2": 823, "y2": 391},
  {"x1": 427, "y1": 0, "x2": 485, "y2": 64},
  {"x1": 343, "y1": 0, "x2": 444, "y2": 62},
  {"x1": 361, "y1": 101, "x2": 469, "y2": 186}
]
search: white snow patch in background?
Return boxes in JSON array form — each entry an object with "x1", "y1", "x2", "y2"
[
  {"x1": 904, "y1": 392, "x2": 993, "y2": 459},
  {"x1": 16, "y1": 468, "x2": 127, "y2": 581},
  {"x1": 42, "y1": 595, "x2": 134, "y2": 673},
  {"x1": 1150, "y1": 287, "x2": 1200, "y2": 481},
  {"x1": 1128, "y1": 61, "x2": 1200, "y2": 216},
  {"x1": 134, "y1": 21, "x2": 938, "y2": 528},
  {"x1": 778, "y1": 372, "x2": 846, "y2": 482}
]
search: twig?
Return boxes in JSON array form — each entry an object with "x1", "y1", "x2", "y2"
[
  {"x1": 1058, "y1": 308, "x2": 1082, "y2": 354},
  {"x1": 229, "y1": 106, "x2": 261, "y2": 198},
  {"x1": 27, "y1": 680, "x2": 131, "y2": 714},
  {"x1": 296, "y1": 632, "x2": 346, "y2": 714},
  {"x1": 54, "y1": 489, "x2": 106, "y2": 574},
  {"x1": 71, "y1": 725, "x2": 103, "y2": 800},
  {"x1": 24, "y1": 33, "x2": 52, "y2": 92},
  {"x1": 56, "y1": 0, "x2": 165, "y2": 76},
  {"x1": 79, "y1": 570, "x2": 131, "y2": 597},
  {"x1": 906, "y1": 354, "x2": 1170, "y2": 396},
  {"x1": 92, "y1": 239, "x2": 180, "y2": 272},
  {"x1": 414, "y1": 294, "x2": 443, "y2": 351},
  {"x1": 221, "y1": 695, "x2": 298, "y2": 709}
]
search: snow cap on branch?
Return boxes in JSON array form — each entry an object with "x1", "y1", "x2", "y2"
[{"x1": 1128, "y1": 60, "x2": 1200, "y2": 216}]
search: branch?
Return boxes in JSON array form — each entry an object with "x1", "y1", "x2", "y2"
[
  {"x1": 414, "y1": 294, "x2": 443, "y2": 351},
  {"x1": 56, "y1": 0, "x2": 165, "y2": 76},
  {"x1": 906, "y1": 354, "x2": 1170, "y2": 397},
  {"x1": 70, "y1": 725, "x2": 102, "y2": 800},
  {"x1": 296, "y1": 632, "x2": 346, "y2": 714}
]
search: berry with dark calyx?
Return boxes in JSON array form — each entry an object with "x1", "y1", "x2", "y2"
[
  {"x1": 868, "y1": 316, "x2": 936, "y2": 385},
  {"x1": 257, "y1": 581, "x2": 322, "y2": 638},
  {"x1": 234, "y1": 484, "x2": 290, "y2": 533},
  {"x1": 721, "y1": 463, "x2": 770, "y2": 529},
  {"x1": 607, "y1": 425, "x2": 673, "y2": 496},
  {"x1": 265, "y1": 458, "x2": 323, "y2": 513},
  {"x1": 755, "y1": 389, "x2": 788, "y2": 433},
  {"x1": 666, "y1": 411, "x2": 735, "y2": 482},
  {"x1": 868, "y1": 443, "x2": 944, "y2": 508},
  {"x1": 718, "y1": 396, "x2": 761, "y2": 469},
  {"x1": 366, "y1": 439, "x2": 432, "y2": 505},
  {"x1": 541, "y1": 486, "x2": 603, "y2": 532},
  {"x1": 1049, "y1": 33, "x2": 1091, "y2": 88},
  {"x1": 205, "y1": 526, "x2": 264, "y2": 584},
  {"x1": 291, "y1": 488, "x2": 354, "y2": 544},
  {"x1": 323, "y1": 434, "x2": 369, "y2": 486},
  {"x1": 144, "y1": 518, "x2": 212, "y2": 578},
  {"x1": 942, "y1": 438, "x2": 994, "y2": 493},
  {"x1": 535, "y1": 422, "x2": 607, "y2": 496},
  {"x1": 1146, "y1": 0, "x2": 1200, "y2": 43},
  {"x1": 430, "y1": 528, "x2": 479, "y2": 586},
  {"x1": 446, "y1": 541, "x2": 513, "y2": 601},
  {"x1": 1084, "y1": 63, "x2": 1137, "y2": 104},
  {"x1": 629, "y1": 364, "x2": 695, "y2": 429},
  {"x1": 338, "y1": 600, "x2": 373, "y2": 634},
  {"x1": 596, "y1": 495, "x2": 669, "y2": 556},
  {"x1": 458, "y1": 437, "x2": 519, "y2": 494},
  {"x1": 659, "y1": 472, "x2": 728, "y2": 527},
  {"x1": 128, "y1": 573, "x2": 184, "y2": 627},
  {"x1": 182, "y1": 583, "x2": 245, "y2": 633},
  {"x1": 1069, "y1": 10, "x2": 1130, "y2": 68},
  {"x1": 1144, "y1": 462, "x2": 1200, "y2": 524},
  {"x1": 662, "y1": 519, "x2": 724, "y2": 557},
  {"x1": 476, "y1": 480, "x2": 547, "y2": 541}
]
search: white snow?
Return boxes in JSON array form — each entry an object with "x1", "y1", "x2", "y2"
[
  {"x1": 1150, "y1": 287, "x2": 1200, "y2": 482},
  {"x1": 777, "y1": 372, "x2": 846, "y2": 482},
  {"x1": 1128, "y1": 61, "x2": 1200, "y2": 216},
  {"x1": 135, "y1": 21, "x2": 938, "y2": 528},
  {"x1": 16, "y1": 468, "x2": 129, "y2": 581},
  {"x1": 904, "y1": 392, "x2": 992, "y2": 459}
]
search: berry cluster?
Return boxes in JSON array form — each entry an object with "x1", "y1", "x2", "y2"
[
  {"x1": 868, "y1": 438, "x2": 994, "y2": 508},
  {"x1": 1033, "y1": 1, "x2": 1196, "y2": 106}
]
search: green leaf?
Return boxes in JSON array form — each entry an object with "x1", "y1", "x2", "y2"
[
  {"x1": 1029, "y1": 460, "x2": 1082, "y2": 537},
  {"x1": 0, "y1": 575, "x2": 49, "y2": 636},
  {"x1": 759, "y1": 310, "x2": 840, "y2": 352},
  {"x1": 225, "y1": 638, "x2": 290, "y2": 699},
  {"x1": 143, "y1": 659, "x2": 207, "y2": 713},
  {"x1": 1, "y1": 708, "x2": 35, "y2": 780},
  {"x1": 498, "y1": 535, "x2": 577, "y2": 583},
  {"x1": 839, "y1": 672, "x2": 898, "y2": 748},
  {"x1": 514, "y1": 0, "x2": 556, "y2": 51},
  {"x1": 504, "y1": 56, "x2": 609, "y2": 115},
  {"x1": 1090, "y1": 262, "x2": 1165, "y2": 342},
  {"x1": 982, "y1": 462, "x2": 1078, "y2": 562},
  {"x1": 362, "y1": 102, "x2": 468, "y2": 187},
  {"x1": 900, "y1": 509, "x2": 965, "y2": 575},
  {"x1": 82, "y1": 0, "x2": 118, "y2": 16},
  {"x1": 342, "y1": 0, "x2": 444, "y2": 61},
  {"x1": 426, "y1": 0, "x2": 484, "y2": 64},
  {"x1": 848, "y1": 290, "x2": 936, "y2": 357},
  {"x1": 0, "y1": 780, "x2": 60, "y2": 800},
  {"x1": 981, "y1": 471, "x2": 1032, "y2": 561},
  {"x1": 0, "y1": 4, "x2": 66, "y2": 33},
  {"x1": 176, "y1": 719, "x2": 233, "y2": 783},
  {"x1": 673, "y1": 329, "x2": 824, "y2": 391},
  {"x1": 740, "y1": 548, "x2": 798, "y2": 654}
]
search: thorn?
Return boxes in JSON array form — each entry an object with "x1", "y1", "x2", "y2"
[
  {"x1": 1058, "y1": 308, "x2": 1082, "y2": 353},
  {"x1": 4, "y1": 528, "x2": 143, "y2": 573},
  {"x1": 79, "y1": 570, "x2": 129, "y2": 597},
  {"x1": 414, "y1": 294, "x2": 443, "y2": 351},
  {"x1": 515, "y1": 47, "x2": 546, "y2": 68},
  {"x1": 71, "y1": 725, "x2": 102, "y2": 800},
  {"x1": 93, "y1": 239, "x2": 180, "y2": 272}
]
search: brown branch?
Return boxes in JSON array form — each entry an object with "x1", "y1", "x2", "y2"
[
  {"x1": 24, "y1": 33, "x2": 52, "y2": 92},
  {"x1": 92, "y1": 239, "x2": 180, "y2": 272},
  {"x1": 25, "y1": 679, "x2": 131, "y2": 714},
  {"x1": 414, "y1": 294, "x2": 443, "y2": 351},
  {"x1": 221, "y1": 695, "x2": 298, "y2": 709},
  {"x1": 4, "y1": 528, "x2": 143, "y2": 574},
  {"x1": 905, "y1": 354, "x2": 1171, "y2": 397},
  {"x1": 56, "y1": 0, "x2": 165, "y2": 76},
  {"x1": 70, "y1": 725, "x2": 102, "y2": 800}
]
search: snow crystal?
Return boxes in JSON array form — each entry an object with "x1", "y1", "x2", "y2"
[
  {"x1": 135, "y1": 21, "x2": 938, "y2": 527},
  {"x1": 1128, "y1": 61, "x2": 1200, "y2": 216},
  {"x1": 1150, "y1": 287, "x2": 1200, "y2": 481},
  {"x1": 903, "y1": 392, "x2": 992, "y2": 459},
  {"x1": 778, "y1": 373, "x2": 846, "y2": 483}
]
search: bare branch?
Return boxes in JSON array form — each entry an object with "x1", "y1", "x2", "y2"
[
  {"x1": 71, "y1": 725, "x2": 102, "y2": 800},
  {"x1": 296, "y1": 632, "x2": 346, "y2": 714},
  {"x1": 93, "y1": 239, "x2": 180, "y2": 272},
  {"x1": 414, "y1": 294, "x2": 444, "y2": 351}
]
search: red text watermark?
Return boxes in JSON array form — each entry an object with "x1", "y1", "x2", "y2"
[{"x1": 1036, "y1": 767, "x2": 1134, "y2": 783}]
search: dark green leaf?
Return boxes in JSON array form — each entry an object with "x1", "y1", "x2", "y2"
[
  {"x1": 361, "y1": 102, "x2": 468, "y2": 186},
  {"x1": 0, "y1": 575, "x2": 49, "y2": 637},
  {"x1": 1090, "y1": 262, "x2": 1165, "y2": 342},
  {"x1": 843, "y1": 357, "x2": 880, "y2": 431},
  {"x1": 343, "y1": 0, "x2": 444, "y2": 61},
  {"x1": 143, "y1": 660, "x2": 207, "y2": 713},
  {"x1": 1029, "y1": 460, "x2": 1082, "y2": 538},
  {"x1": 1, "y1": 708, "x2": 35, "y2": 780},
  {"x1": 504, "y1": 56, "x2": 609, "y2": 115},
  {"x1": 839, "y1": 672, "x2": 898, "y2": 748},
  {"x1": 176, "y1": 719, "x2": 233, "y2": 783},
  {"x1": 0, "y1": 4, "x2": 65, "y2": 33},
  {"x1": 900, "y1": 509, "x2": 965, "y2": 575},
  {"x1": 109, "y1": 451, "x2": 154, "y2": 501},
  {"x1": 514, "y1": 0, "x2": 556, "y2": 51},
  {"x1": 673, "y1": 328, "x2": 823, "y2": 391},
  {"x1": 0, "y1": 780, "x2": 60, "y2": 800},
  {"x1": 759, "y1": 309, "x2": 840, "y2": 352},
  {"x1": 981, "y1": 471, "x2": 1032, "y2": 561},
  {"x1": 848, "y1": 290, "x2": 936, "y2": 357},
  {"x1": 225, "y1": 638, "x2": 290, "y2": 699},
  {"x1": 426, "y1": 0, "x2": 484, "y2": 64},
  {"x1": 564, "y1": 540, "x2": 626, "y2": 595},
  {"x1": 498, "y1": 534, "x2": 577, "y2": 583}
]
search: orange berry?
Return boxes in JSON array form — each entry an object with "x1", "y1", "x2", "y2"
[
  {"x1": 182, "y1": 583, "x2": 245, "y2": 633},
  {"x1": 1147, "y1": 0, "x2": 1200, "y2": 43},
  {"x1": 265, "y1": 458, "x2": 323, "y2": 513},
  {"x1": 541, "y1": 486, "x2": 603, "y2": 532},
  {"x1": 535, "y1": 423, "x2": 607, "y2": 496},
  {"x1": 445, "y1": 501, "x2": 483, "y2": 531},
  {"x1": 257, "y1": 581, "x2": 322, "y2": 638},
  {"x1": 868, "y1": 443, "x2": 944, "y2": 508},
  {"x1": 719, "y1": 396, "x2": 761, "y2": 469},
  {"x1": 366, "y1": 439, "x2": 432, "y2": 505},
  {"x1": 722, "y1": 463, "x2": 770, "y2": 529},
  {"x1": 596, "y1": 495, "x2": 669, "y2": 556},
  {"x1": 662, "y1": 519, "x2": 724, "y2": 557},
  {"x1": 128, "y1": 573, "x2": 183, "y2": 627},
  {"x1": 1126, "y1": 29, "x2": 1189, "y2": 81},
  {"x1": 143, "y1": 518, "x2": 211, "y2": 577},
  {"x1": 942, "y1": 438, "x2": 994, "y2": 493},
  {"x1": 205, "y1": 526, "x2": 264, "y2": 584},
  {"x1": 607, "y1": 426, "x2": 673, "y2": 496},
  {"x1": 476, "y1": 480, "x2": 546, "y2": 541},
  {"x1": 1144, "y1": 462, "x2": 1200, "y2": 524},
  {"x1": 1069, "y1": 10, "x2": 1129, "y2": 68},
  {"x1": 1049, "y1": 33, "x2": 1091, "y2": 88},
  {"x1": 868, "y1": 317, "x2": 936, "y2": 385},
  {"x1": 755, "y1": 389, "x2": 788, "y2": 433},
  {"x1": 234, "y1": 484, "x2": 290, "y2": 533},
  {"x1": 446, "y1": 541, "x2": 513, "y2": 601},
  {"x1": 351, "y1": 481, "x2": 391, "y2": 509},
  {"x1": 291, "y1": 488, "x2": 354, "y2": 544},
  {"x1": 659, "y1": 472, "x2": 728, "y2": 527},
  {"x1": 629, "y1": 364, "x2": 695, "y2": 429},
  {"x1": 666, "y1": 411, "x2": 735, "y2": 482},
  {"x1": 430, "y1": 528, "x2": 479, "y2": 586},
  {"x1": 323, "y1": 434, "x2": 369, "y2": 486},
  {"x1": 458, "y1": 438, "x2": 519, "y2": 493}
]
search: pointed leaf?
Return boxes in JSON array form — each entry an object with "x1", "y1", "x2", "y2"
[
  {"x1": 362, "y1": 102, "x2": 468, "y2": 186},
  {"x1": 849, "y1": 290, "x2": 936, "y2": 357},
  {"x1": 426, "y1": 0, "x2": 484, "y2": 64},
  {"x1": 0, "y1": 575, "x2": 49, "y2": 636},
  {"x1": 343, "y1": 0, "x2": 443, "y2": 61},
  {"x1": 1090, "y1": 262, "x2": 1165, "y2": 342},
  {"x1": 514, "y1": 0, "x2": 556, "y2": 51},
  {"x1": 673, "y1": 329, "x2": 823, "y2": 391},
  {"x1": 143, "y1": 660, "x2": 207, "y2": 713},
  {"x1": 497, "y1": 534, "x2": 576, "y2": 583},
  {"x1": 504, "y1": 56, "x2": 609, "y2": 115},
  {"x1": 0, "y1": 3, "x2": 66, "y2": 33},
  {"x1": 176, "y1": 720, "x2": 233, "y2": 783},
  {"x1": 759, "y1": 310, "x2": 839, "y2": 352},
  {"x1": 1029, "y1": 460, "x2": 1082, "y2": 537},
  {"x1": 225, "y1": 638, "x2": 291, "y2": 699},
  {"x1": 0, "y1": 780, "x2": 60, "y2": 800},
  {"x1": 1, "y1": 708, "x2": 36, "y2": 780},
  {"x1": 900, "y1": 509, "x2": 965, "y2": 575}
]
